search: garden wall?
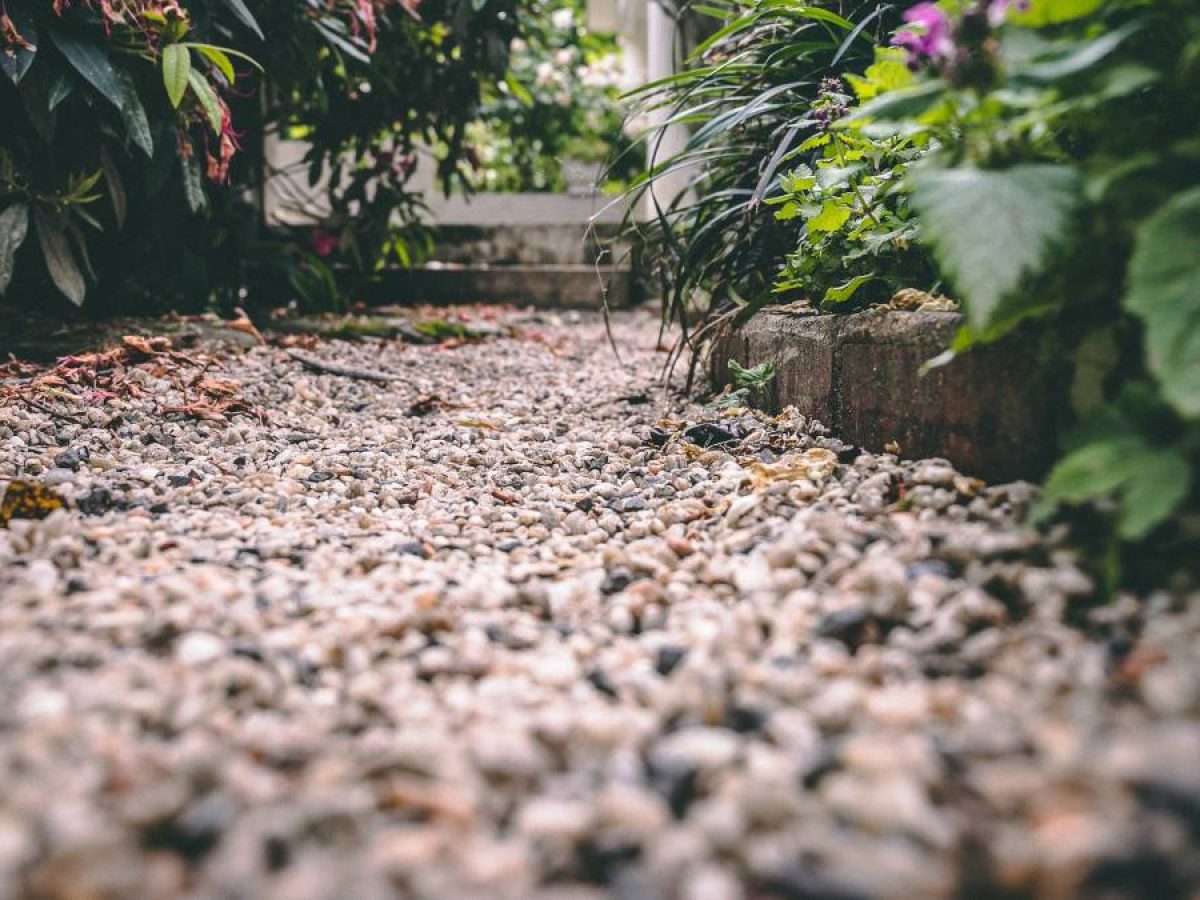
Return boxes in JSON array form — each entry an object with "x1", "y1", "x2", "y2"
[{"x1": 710, "y1": 309, "x2": 1063, "y2": 482}]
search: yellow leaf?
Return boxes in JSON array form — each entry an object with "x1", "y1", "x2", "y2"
[{"x1": 0, "y1": 480, "x2": 67, "y2": 526}]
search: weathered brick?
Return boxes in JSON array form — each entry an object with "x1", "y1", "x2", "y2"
[{"x1": 712, "y1": 309, "x2": 1062, "y2": 481}]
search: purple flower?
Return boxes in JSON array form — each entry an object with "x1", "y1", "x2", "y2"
[{"x1": 892, "y1": 2, "x2": 955, "y2": 69}]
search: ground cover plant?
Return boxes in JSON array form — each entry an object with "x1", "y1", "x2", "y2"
[
  {"x1": 847, "y1": 0, "x2": 1200, "y2": 579},
  {"x1": 620, "y1": 0, "x2": 909, "y2": 363},
  {"x1": 629, "y1": 0, "x2": 1198, "y2": 580},
  {"x1": 0, "y1": 0, "x2": 527, "y2": 314}
]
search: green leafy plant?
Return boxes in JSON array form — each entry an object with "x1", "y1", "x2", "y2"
[
  {"x1": 853, "y1": 0, "x2": 1200, "y2": 578},
  {"x1": 715, "y1": 358, "x2": 777, "y2": 408},
  {"x1": 1, "y1": 0, "x2": 533, "y2": 314},
  {"x1": 620, "y1": 0, "x2": 904, "y2": 377},
  {"x1": 468, "y1": 0, "x2": 636, "y2": 193},
  {"x1": 0, "y1": 0, "x2": 255, "y2": 308},
  {"x1": 770, "y1": 56, "x2": 936, "y2": 309}
]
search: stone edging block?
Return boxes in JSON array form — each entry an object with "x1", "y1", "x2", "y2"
[{"x1": 710, "y1": 309, "x2": 1061, "y2": 481}]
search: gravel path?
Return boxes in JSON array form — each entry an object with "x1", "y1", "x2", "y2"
[{"x1": 1, "y1": 308, "x2": 1198, "y2": 900}]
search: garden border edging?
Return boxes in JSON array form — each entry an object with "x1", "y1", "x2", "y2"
[{"x1": 710, "y1": 308, "x2": 1062, "y2": 482}]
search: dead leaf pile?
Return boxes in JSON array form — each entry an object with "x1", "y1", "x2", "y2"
[{"x1": 0, "y1": 334, "x2": 259, "y2": 423}]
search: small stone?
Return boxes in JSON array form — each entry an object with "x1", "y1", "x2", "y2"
[
  {"x1": 174, "y1": 631, "x2": 227, "y2": 665},
  {"x1": 53, "y1": 448, "x2": 88, "y2": 471},
  {"x1": 652, "y1": 727, "x2": 740, "y2": 774},
  {"x1": 912, "y1": 461, "x2": 957, "y2": 487},
  {"x1": 655, "y1": 644, "x2": 688, "y2": 676}
]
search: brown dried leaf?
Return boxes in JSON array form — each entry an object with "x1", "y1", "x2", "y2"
[{"x1": 749, "y1": 448, "x2": 838, "y2": 490}]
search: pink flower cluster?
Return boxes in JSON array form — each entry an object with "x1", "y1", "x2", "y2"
[
  {"x1": 892, "y1": 3, "x2": 955, "y2": 69},
  {"x1": 892, "y1": 0, "x2": 1028, "y2": 70}
]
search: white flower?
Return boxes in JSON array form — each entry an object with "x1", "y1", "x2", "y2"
[
  {"x1": 550, "y1": 8, "x2": 574, "y2": 30},
  {"x1": 535, "y1": 61, "x2": 556, "y2": 87}
]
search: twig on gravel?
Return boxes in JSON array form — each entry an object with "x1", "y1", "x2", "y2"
[
  {"x1": 284, "y1": 349, "x2": 407, "y2": 383},
  {"x1": 9, "y1": 394, "x2": 90, "y2": 426}
]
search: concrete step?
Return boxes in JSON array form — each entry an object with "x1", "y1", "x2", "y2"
[{"x1": 366, "y1": 264, "x2": 637, "y2": 310}]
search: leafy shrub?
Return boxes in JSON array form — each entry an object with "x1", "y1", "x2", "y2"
[
  {"x1": 621, "y1": 0, "x2": 903, "y2": 371},
  {"x1": 769, "y1": 57, "x2": 935, "y2": 310},
  {"x1": 846, "y1": 0, "x2": 1200, "y2": 576},
  {"x1": 0, "y1": 0, "x2": 256, "y2": 308},
  {"x1": 468, "y1": 0, "x2": 636, "y2": 193},
  {"x1": 0, "y1": 0, "x2": 527, "y2": 313}
]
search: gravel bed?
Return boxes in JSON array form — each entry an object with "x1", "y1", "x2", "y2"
[{"x1": 1, "y1": 308, "x2": 1198, "y2": 899}]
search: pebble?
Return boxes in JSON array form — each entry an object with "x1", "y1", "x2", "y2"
[{"x1": 174, "y1": 631, "x2": 227, "y2": 665}]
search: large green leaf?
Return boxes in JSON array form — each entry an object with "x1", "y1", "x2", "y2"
[
  {"x1": 217, "y1": 0, "x2": 264, "y2": 40},
  {"x1": 1042, "y1": 435, "x2": 1192, "y2": 541},
  {"x1": 51, "y1": 29, "x2": 153, "y2": 156},
  {"x1": 1123, "y1": 186, "x2": 1200, "y2": 418},
  {"x1": 0, "y1": 204, "x2": 30, "y2": 295},
  {"x1": 49, "y1": 29, "x2": 123, "y2": 108},
  {"x1": 33, "y1": 208, "x2": 86, "y2": 306},
  {"x1": 162, "y1": 44, "x2": 191, "y2": 108},
  {"x1": 1117, "y1": 449, "x2": 1191, "y2": 540},
  {"x1": 909, "y1": 164, "x2": 1083, "y2": 331},
  {"x1": 1010, "y1": 0, "x2": 1103, "y2": 27},
  {"x1": 114, "y1": 68, "x2": 153, "y2": 157}
]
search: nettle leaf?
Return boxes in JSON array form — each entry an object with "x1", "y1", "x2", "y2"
[
  {"x1": 1123, "y1": 186, "x2": 1200, "y2": 418},
  {"x1": 909, "y1": 164, "x2": 1083, "y2": 331},
  {"x1": 847, "y1": 80, "x2": 947, "y2": 124},
  {"x1": 162, "y1": 44, "x2": 191, "y2": 108},
  {"x1": 1041, "y1": 436, "x2": 1192, "y2": 541},
  {"x1": 33, "y1": 207, "x2": 86, "y2": 306},
  {"x1": 807, "y1": 202, "x2": 852, "y2": 233},
  {"x1": 0, "y1": 204, "x2": 31, "y2": 294}
]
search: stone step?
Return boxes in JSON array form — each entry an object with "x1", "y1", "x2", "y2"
[{"x1": 366, "y1": 264, "x2": 637, "y2": 310}]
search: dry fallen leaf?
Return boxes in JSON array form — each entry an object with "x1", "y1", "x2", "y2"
[
  {"x1": 953, "y1": 474, "x2": 985, "y2": 497},
  {"x1": 121, "y1": 335, "x2": 171, "y2": 357},
  {"x1": 456, "y1": 417, "x2": 498, "y2": 431},
  {"x1": 1, "y1": 480, "x2": 67, "y2": 526},
  {"x1": 749, "y1": 448, "x2": 838, "y2": 490},
  {"x1": 229, "y1": 308, "x2": 267, "y2": 345}
]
